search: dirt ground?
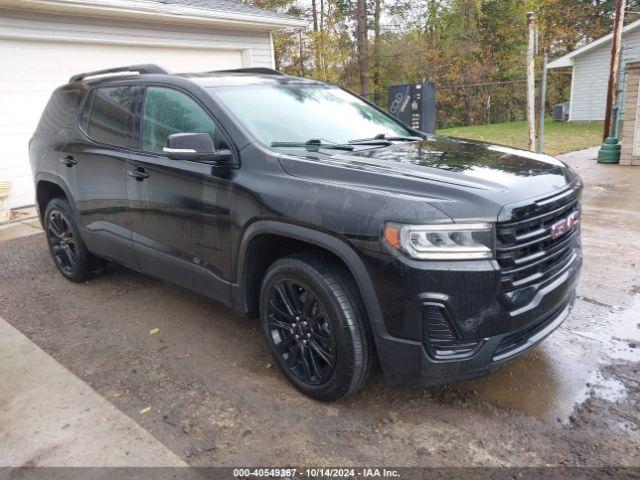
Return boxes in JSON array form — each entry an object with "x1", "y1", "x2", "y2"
[{"x1": 0, "y1": 148, "x2": 639, "y2": 467}]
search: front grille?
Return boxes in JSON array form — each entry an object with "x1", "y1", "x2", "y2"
[
  {"x1": 422, "y1": 304, "x2": 482, "y2": 360},
  {"x1": 496, "y1": 184, "x2": 581, "y2": 308}
]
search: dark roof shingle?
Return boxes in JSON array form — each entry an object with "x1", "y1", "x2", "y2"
[{"x1": 155, "y1": 0, "x2": 297, "y2": 21}]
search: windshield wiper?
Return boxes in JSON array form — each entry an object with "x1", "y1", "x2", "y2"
[
  {"x1": 348, "y1": 133, "x2": 423, "y2": 145},
  {"x1": 271, "y1": 139, "x2": 354, "y2": 151}
]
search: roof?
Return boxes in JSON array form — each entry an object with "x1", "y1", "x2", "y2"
[
  {"x1": 548, "y1": 19, "x2": 640, "y2": 69},
  {"x1": 152, "y1": 0, "x2": 298, "y2": 21},
  {"x1": 5, "y1": 0, "x2": 306, "y2": 30}
]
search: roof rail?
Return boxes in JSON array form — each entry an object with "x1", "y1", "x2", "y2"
[
  {"x1": 213, "y1": 67, "x2": 284, "y2": 76},
  {"x1": 69, "y1": 64, "x2": 168, "y2": 83}
]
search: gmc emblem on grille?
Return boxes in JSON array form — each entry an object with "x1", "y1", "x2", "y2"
[{"x1": 550, "y1": 211, "x2": 580, "y2": 240}]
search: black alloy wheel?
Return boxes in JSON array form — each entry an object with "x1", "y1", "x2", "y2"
[
  {"x1": 44, "y1": 197, "x2": 103, "y2": 282},
  {"x1": 267, "y1": 278, "x2": 337, "y2": 385},
  {"x1": 46, "y1": 209, "x2": 78, "y2": 275},
  {"x1": 260, "y1": 254, "x2": 375, "y2": 401}
]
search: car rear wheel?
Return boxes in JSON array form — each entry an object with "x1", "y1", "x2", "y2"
[
  {"x1": 44, "y1": 197, "x2": 103, "y2": 282},
  {"x1": 260, "y1": 254, "x2": 374, "y2": 401}
]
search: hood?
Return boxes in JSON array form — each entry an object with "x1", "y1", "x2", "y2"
[{"x1": 276, "y1": 135, "x2": 580, "y2": 222}]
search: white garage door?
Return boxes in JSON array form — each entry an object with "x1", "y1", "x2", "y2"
[{"x1": 0, "y1": 37, "x2": 244, "y2": 208}]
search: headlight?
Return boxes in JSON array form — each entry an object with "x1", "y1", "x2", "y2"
[{"x1": 384, "y1": 223, "x2": 494, "y2": 260}]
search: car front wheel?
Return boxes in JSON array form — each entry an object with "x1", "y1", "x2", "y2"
[{"x1": 260, "y1": 254, "x2": 374, "y2": 401}]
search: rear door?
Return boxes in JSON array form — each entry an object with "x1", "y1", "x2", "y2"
[
  {"x1": 62, "y1": 85, "x2": 143, "y2": 268},
  {"x1": 125, "y1": 86, "x2": 234, "y2": 303}
]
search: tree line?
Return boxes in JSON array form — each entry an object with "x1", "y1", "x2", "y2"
[{"x1": 251, "y1": 0, "x2": 640, "y2": 128}]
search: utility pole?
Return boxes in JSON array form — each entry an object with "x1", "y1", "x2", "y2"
[
  {"x1": 537, "y1": 51, "x2": 548, "y2": 153},
  {"x1": 597, "y1": 0, "x2": 625, "y2": 163},
  {"x1": 526, "y1": 12, "x2": 536, "y2": 151},
  {"x1": 603, "y1": 0, "x2": 626, "y2": 141}
]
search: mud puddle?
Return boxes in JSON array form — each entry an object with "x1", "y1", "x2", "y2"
[{"x1": 454, "y1": 296, "x2": 640, "y2": 423}]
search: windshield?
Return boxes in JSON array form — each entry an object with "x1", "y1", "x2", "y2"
[{"x1": 209, "y1": 83, "x2": 412, "y2": 147}]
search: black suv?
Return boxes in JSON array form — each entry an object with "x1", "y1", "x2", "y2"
[{"x1": 30, "y1": 65, "x2": 582, "y2": 401}]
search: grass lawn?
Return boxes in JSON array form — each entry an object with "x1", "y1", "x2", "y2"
[{"x1": 436, "y1": 118, "x2": 604, "y2": 156}]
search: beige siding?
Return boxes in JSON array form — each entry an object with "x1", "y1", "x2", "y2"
[
  {"x1": 570, "y1": 27, "x2": 640, "y2": 122},
  {"x1": 621, "y1": 65, "x2": 640, "y2": 165}
]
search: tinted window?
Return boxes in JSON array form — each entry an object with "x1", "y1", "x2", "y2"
[
  {"x1": 142, "y1": 87, "x2": 217, "y2": 154},
  {"x1": 85, "y1": 86, "x2": 142, "y2": 148}
]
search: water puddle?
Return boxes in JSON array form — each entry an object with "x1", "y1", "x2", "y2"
[{"x1": 454, "y1": 296, "x2": 640, "y2": 423}]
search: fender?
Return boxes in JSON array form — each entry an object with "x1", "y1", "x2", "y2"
[
  {"x1": 232, "y1": 220, "x2": 389, "y2": 340},
  {"x1": 34, "y1": 172, "x2": 79, "y2": 223}
]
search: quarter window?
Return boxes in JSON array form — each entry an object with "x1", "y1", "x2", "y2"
[
  {"x1": 84, "y1": 86, "x2": 142, "y2": 148},
  {"x1": 142, "y1": 87, "x2": 218, "y2": 154}
]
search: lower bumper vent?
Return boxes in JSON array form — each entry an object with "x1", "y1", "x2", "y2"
[
  {"x1": 493, "y1": 300, "x2": 570, "y2": 360},
  {"x1": 422, "y1": 304, "x2": 482, "y2": 361}
]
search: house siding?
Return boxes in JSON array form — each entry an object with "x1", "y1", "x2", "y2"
[
  {"x1": 0, "y1": 8, "x2": 276, "y2": 209},
  {"x1": 620, "y1": 62, "x2": 640, "y2": 165},
  {"x1": 0, "y1": 9, "x2": 275, "y2": 69},
  {"x1": 570, "y1": 27, "x2": 640, "y2": 121}
]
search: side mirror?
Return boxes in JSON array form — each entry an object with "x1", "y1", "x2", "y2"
[{"x1": 163, "y1": 133, "x2": 232, "y2": 164}]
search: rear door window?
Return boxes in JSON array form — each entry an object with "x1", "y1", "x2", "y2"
[
  {"x1": 84, "y1": 86, "x2": 143, "y2": 148},
  {"x1": 141, "y1": 87, "x2": 218, "y2": 154}
]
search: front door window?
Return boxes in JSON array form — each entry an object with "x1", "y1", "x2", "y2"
[{"x1": 142, "y1": 87, "x2": 217, "y2": 154}]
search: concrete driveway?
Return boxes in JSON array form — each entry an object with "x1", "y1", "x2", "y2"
[{"x1": 0, "y1": 147, "x2": 639, "y2": 468}]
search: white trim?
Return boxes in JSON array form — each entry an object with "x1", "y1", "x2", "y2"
[
  {"x1": 548, "y1": 18, "x2": 640, "y2": 69},
  {"x1": 3, "y1": 0, "x2": 307, "y2": 30},
  {"x1": 568, "y1": 66, "x2": 576, "y2": 121},
  {"x1": 0, "y1": 30, "x2": 250, "y2": 52},
  {"x1": 269, "y1": 31, "x2": 276, "y2": 69}
]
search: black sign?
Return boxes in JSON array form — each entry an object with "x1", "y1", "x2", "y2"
[{"x1": 388, "y1": 82, "x2": 436, "y2": 134}]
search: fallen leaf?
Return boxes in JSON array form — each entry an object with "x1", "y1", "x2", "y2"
[
  {"x1": 140, "y1": 407, "x2": 151, "y2": 414},
  {"x1": 149, "y1": 328, "x2": 160, "y2": 336}
]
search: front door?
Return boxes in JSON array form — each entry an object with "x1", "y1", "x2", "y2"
[{"x1": 126, "y1": 86, "x2": 234, "y2": 304}]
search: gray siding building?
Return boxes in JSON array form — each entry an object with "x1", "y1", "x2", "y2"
[{"x1": 548, "y1": 19, "x2": 640, "y2": 122}]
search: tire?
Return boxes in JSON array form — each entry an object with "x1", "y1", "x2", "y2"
[
  {"x1": 44, "y1": 197, "x2": 103, "y2": 282},
  {"x1": 260, "y1": 253, "x2": 374, "y2": 401}
]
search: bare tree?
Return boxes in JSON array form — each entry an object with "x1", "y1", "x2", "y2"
[
  {"x1": 373, "y1": 0, "x2": 382, "y2": 104},
  {"x1": 311, "y1": 0, "x2": 318, "y2": 32},
  {"x1": 298, "y1": 29, "x2": 306, "y2": 76},
  {"x1": 356, "y1": 0, "x2": 369, "y2": 97}
]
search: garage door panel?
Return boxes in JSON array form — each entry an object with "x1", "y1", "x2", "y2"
[
  {"x1": 0, "y1": 37, "x2": 244, "y2": 208},
  {"x1": 0, "y1": 39, "x2": 244, "y2": 80}
]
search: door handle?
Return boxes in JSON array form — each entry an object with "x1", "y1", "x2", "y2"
[
  {"x1": 128, "y1": 168, "x2": 149, "y2": 181},
  {"x1": 59, "y1": 155, "x2": 77, "y2": 167}
]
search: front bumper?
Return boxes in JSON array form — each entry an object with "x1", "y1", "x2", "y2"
[
  {"x1": 364, "y1": 247, "x2": 581, "y2": 388},
  {"x1": 377, "y1": 292, "x2": 575, "y2": 387}
]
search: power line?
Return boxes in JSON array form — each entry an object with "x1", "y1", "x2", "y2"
[{"x1": 439, "y1": 79, "x2": 528, "y2": 89}]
